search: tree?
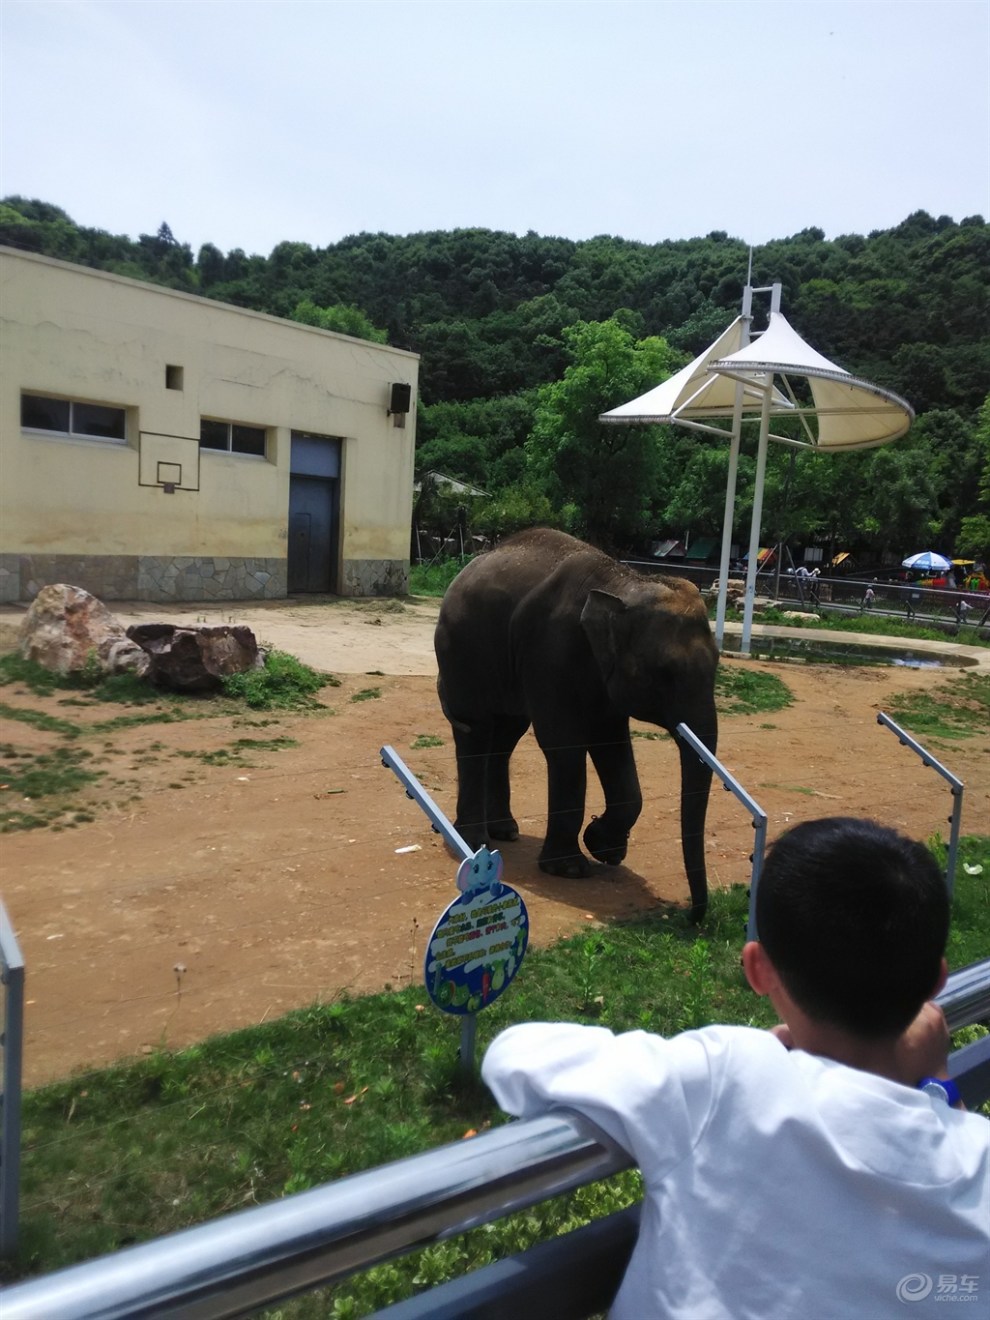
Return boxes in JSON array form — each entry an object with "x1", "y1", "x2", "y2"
[
  {"x1": 957, "y1": 395, "x2": 990, "y2": 561},
  {"x1": 290, "y1": 299, "x2": 387, "y2": 344},
  {"x1": 525, "y1": 319, "x2": 682, "y2": 550}
]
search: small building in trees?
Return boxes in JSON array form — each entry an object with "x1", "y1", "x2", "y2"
[{"x1": 0, "y1": 247, "x2": 418, "y2": 603}]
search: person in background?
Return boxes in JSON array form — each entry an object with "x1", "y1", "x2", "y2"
[{"x1": 483, "y1": 817, "x2": 989, "y2": 1319}]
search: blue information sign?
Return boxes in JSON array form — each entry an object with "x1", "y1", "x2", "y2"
[{"x1": 425, "y1": 880, "x2": 529, "y2": 1016}]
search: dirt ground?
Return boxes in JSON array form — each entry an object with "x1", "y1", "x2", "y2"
[{"x1": 1, "y1": 597, "x2": 988, "y2": 1088}]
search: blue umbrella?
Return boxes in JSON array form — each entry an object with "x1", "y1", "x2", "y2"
[{"x1": 902, "y1": 551, "x2": 952, "y2": 572}]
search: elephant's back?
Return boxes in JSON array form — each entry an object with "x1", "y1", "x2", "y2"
[{"x1": 434, "y1": 530, "x2": 602, "y2": 715}]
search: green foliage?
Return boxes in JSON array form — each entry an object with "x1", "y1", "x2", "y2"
[
  {"x1": 409, "y1": 558, "x2": 472, "y2": 596},
  {"x1": 290, "y1": 298, "x2": 388, "y2": 344},
  {"x1": 525, "y1": 319, "x2": 684, "y2": 548},
  {"x1": 221, "y1": 649, "x2": 332, "y2": 710}
]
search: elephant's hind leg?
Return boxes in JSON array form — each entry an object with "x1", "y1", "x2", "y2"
[
  {"x1": 485, "y1": 714, "x2": 529, "y2": 842},
  {"x1": 450, "y1": 722, "x2": 493, "y2": 852}
]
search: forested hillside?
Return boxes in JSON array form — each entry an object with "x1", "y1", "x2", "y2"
[{"x1": 3, "y1": 197, "x2": 987, "y2": 562}]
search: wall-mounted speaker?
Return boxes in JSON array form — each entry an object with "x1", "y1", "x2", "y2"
[{"x1": 389, "y1": 383, "x2": 412, "y2": 415}]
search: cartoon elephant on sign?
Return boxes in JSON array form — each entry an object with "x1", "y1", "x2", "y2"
[{"x1": 434, "y1": 528, "x2": 719, "y2": 919}]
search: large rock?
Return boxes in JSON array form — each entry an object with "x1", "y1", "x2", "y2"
[
  {"x1": 126, "y1": 623, "x2": 261, "y2": 692},
  {"x1": 18, "y1": 584, "x2": 150, "y2": 677}
]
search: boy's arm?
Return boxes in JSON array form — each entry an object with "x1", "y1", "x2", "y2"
[{"x1": 482, "y1": 1022, "x2": 719, "y2": 1179}]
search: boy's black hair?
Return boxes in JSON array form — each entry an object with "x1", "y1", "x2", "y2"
[{"x1": 756, "y1": 817, "x2": 949, "y2": 1038}]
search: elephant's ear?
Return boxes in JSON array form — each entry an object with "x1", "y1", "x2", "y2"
[{"x1": 580, "y1": 590, "x2": 626, "y2": 682}]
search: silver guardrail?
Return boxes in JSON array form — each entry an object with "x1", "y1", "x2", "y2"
[
  {"x1": 3, "y1": 958, "x2": 987, "y2": 1320},
  {"x1": 876, "y1": 711, "x2": 965, "y2": 895},
  {"x1": 1, "y1": 900, "x2": 25, "y2": 1261}
]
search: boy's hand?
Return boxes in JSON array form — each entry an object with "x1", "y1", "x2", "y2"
[
  {"x1": 895, "y1": 1001, "x2": 951, "y2": 1085},
  {"x1": 769, "y1": 1023, "x2": 794, "y2": 1049}
]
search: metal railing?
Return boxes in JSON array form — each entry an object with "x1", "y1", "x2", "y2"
[
  {"x1": 1, "y1": 900, "x2": 25, "y2": 1261},
  {"x1": 4, "y1": 959, "x2": 988, "y2": 1320}
]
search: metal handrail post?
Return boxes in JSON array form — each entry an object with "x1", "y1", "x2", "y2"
[
  {"x1": 380, "y1": 744, "x2": 473, "y2": 862},
  {"x1": 876, "y1": 713, "x2": 965, "y2": 895},
  {"x1": 0, "y1": 900, "x2": 25, "y2": 1261},
  {"x1": 675, "y1": 723, "x2": 767, "y2": 939}
]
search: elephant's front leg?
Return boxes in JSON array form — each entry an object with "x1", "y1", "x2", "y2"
[
  {"x1": 538, "y1": 742, "x2": 592, "y2": 878},
  {"x1": 584, "y1": 730, "x2": 643, "y2": 866}
]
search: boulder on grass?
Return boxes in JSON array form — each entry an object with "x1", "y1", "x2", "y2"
[
  {"x1": 18, "y1": 584, "x2": 149, "y2": 678},
  {"x1": 127, "y1": 623, "x2": 261, "y2": 693}
]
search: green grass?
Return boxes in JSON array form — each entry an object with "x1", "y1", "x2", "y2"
[
  {"x1": 411, "y1": 734, "x2": 444, "y2": 749},
  {"x1": 10, "y1": 838, "x2": 988, "y2": 1310},
  {"x1": 715, "y1": 665, "x2": 794, "y2": 716},
  {"x1": 0, "y1": 743, "x2": 104, "y2": 831},
  {"x1": 885, "y1": 673, "x2": 990, "y2": 743},
  {"x1": 752, "y1": 605, "x2": 990, "y2": 649},
  {"x1": 350, "y1": 687, "x2": 382, "y2": 703}
]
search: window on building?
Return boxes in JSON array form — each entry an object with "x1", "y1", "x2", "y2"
[
  {"x1": 21, "y1": 393, "x2": 127, "y2": 443},
  {"x1": 165, "y1": 365, "x2": 184, "y2": 390},
  {"x1": 200, "y1": 419, "x2": 267, "y2": 457}
]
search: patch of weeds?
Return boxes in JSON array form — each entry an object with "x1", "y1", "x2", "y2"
[
  {"x1": 222, "y1": 650, "x2": 333, "y2": 711},
  {"x1": 715, "y1": 666, "x2": 793, "y2": 716},
  {"x1": 232, "y1": 737, "x2": 298, "y2": 752},
  {"x1": 175, "y1": 736, "x2": 298, "y2": 767},
  {"x1": 91, "y1": 709, "x2": 190, "y2": 734},
  {"x1": 1, "y1": 745, "x2": 104, "y2": 831},
  {"x1": 0, "y1": 703, "x2": 82, "y2": 738},
  {"x1": 631, "y1": 730, "x2": 667, "y2": 741},
  {"x1": 885, "y1": 673, "x2": 990, "y2": 742},
  {"x1": 1, "y1": 745, "x2": 100, "y2": 798},
  {"x1": 351, "y1": 688, "x2": 382, "y2": 703},
  {"x1": 0, "y1": 654, "x2": 63, "y2": 695},
  {"x1": 411, "y1": 734, "x2": 443, "y2": 749},
  {"x1": 760, "y1": 782, "x2": 818, "y2": 797}
]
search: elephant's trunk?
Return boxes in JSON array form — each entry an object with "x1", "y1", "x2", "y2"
[{"x1": 676, "y1": 717, "x2": 717, "y2": 923}]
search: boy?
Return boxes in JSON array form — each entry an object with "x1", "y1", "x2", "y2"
[{"x1": 482, "y1": 818, "x2": 990, "y2": 1317}]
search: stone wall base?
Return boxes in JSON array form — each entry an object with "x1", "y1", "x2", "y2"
[
  {"x1": 340, "y1": 559, "x2": 410, "y2": 596},
  {"x1": 0, "y1": 553, "x2": 286, "y2": 603},
  {"x1": 0, "y1": 553, "x2": 410, "y2": 602}
]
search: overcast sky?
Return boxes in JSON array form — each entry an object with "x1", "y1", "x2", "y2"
[{"x1": 2, "y1": 0, "x2": 988, "y2": 258}]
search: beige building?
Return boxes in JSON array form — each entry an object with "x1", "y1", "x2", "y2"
[{"x1": 0, "y1": 247, "x2": 418, "y2": 603}]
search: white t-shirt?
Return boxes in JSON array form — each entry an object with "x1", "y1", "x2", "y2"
[{"x1": 482, "y1": 1023, "x2": 990, "y2": 1319}]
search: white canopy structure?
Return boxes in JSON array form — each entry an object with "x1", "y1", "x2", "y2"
[{"x1": 600, "y1": 283, "x2": 914, "y2": 651}]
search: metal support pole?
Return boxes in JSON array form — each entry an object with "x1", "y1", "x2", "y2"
[
  {"x1": 714, "y1": 282, "x2": 752, "y2": 648},
  {"x1": 740, "y1": 378, "x2": 772, "y2": 656},
  {"x1": 875, "y1": 714, "x2": 965, "y2": 895},
  {"x1": 740, "y1": 283, "x2": 782, "y2": 656}
]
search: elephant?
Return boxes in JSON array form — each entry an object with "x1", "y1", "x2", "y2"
[{"x1": 434, "y1": 528, "x2": 719, "y2": 919}]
